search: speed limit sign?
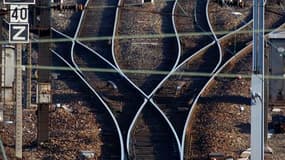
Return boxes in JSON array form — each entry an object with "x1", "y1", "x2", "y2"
[{"x1": 10, "y1": 5, "x2": 28, "y2": 23}]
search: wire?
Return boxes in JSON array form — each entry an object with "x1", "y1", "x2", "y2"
[
  {"x1": 0, "y1": 28, "x2": 282, "y2": 45},
  {"x1": 0, "y1": 0, "x2": 282, "y2": 44}
]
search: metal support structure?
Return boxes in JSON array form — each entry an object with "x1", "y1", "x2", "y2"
[
  {"x1": 251, "y1": 0, "x2": 265, "y2": 159},
  {"x1": 36, "y1": 1, "x2": 51, "y2": 143},
  {"x1": 15, "y1": 44, "x2": 22, "y2": 159},
  {"x1": 26, "y1": 42, "x2": 31, "y2": 108},
  {"x1": 0, "y1": 6, "x2": 2, "y2": 122}
]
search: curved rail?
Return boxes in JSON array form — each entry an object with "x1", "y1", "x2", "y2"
[
  {"x1": 150, "y1": 98, "x2": 182, "y2": 152},
  {"x1": 180, "y1": 43, "x2": 252, "y2": 159},
  {"x1": 148, "y1": 0, "x2": 182, "y2": 98},
  {"x1": 125, "y1": 0, "x2": 183, "y2": 156},
  {"x1": 126, "y1": 99, "x2": 148, "y2": 157},
  {"x1": 148, "y1": 0, "x2": 219, "y2": 100},
  {"x1": 114, "y1": 0, "x2": 182, "y2": 159},
  {"x1": 205, "y1": 0, "x2": 223, "y2": 73},
  {"x1": 112, "y1": 0, "x2": 181, "y2": 99},
  {"x1": 125, "y1": 98, "x2": 182, "y2": 159},
  {"x1": 51, "y1": 0, "x2": 263, "y2": 159},
  {"x1": 136, "y1": 0, "x2": 254, "y2": 159},
  {"x1": 111, "y1": 0, "x2": 148, "y2": 98},
  {"x1": 181, "y1": 1, "x2": 269, "y2": 158},
  {"x1": 50, "y1": 49, "x2": 125, "y2": 160},
  {"x1": 70, "y1": 0, "x2": 90, "y2": 75}
]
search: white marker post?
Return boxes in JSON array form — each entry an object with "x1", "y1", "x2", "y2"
[{"x1": 5, "y1": 0, "x2": 35, "y2": 159}]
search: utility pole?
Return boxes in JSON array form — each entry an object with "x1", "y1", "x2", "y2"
[
  {"x1": 251, "y1": 0, "x2": 265, "y2": 159},
  {"x1": 36, "y1": 0, "x2": 51, "y2": 143}
]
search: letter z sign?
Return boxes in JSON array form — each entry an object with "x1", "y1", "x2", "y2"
[{"x1": 9, "y1": 23, "x2": 29, "y2": 43}]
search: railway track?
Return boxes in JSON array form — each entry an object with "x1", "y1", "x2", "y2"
[
  {"x1": 52, "y1": 0, "x2": 125, "y2": 159},
  {"x1": 77, "y1": 0, "x2": 118, "y2": 63},
  {"x1": 182, "y1": 2, "x2": 285, "y2": 159},
  {"x1": 128, "y1": 103, "x2": 180, "y2": 160},
  {"x1": 150, "y1": 0, "x2": 260, "y2": 159},
  {"x1": 112, "y1": 0, "x2": 182, "y2": 159},
  {"x1": 152, "y1": 44, "x2": 220, "y2": 136},
  {"x1": 208, "y1": 0, "x2": 253, "y2": 38},
  {"x1": 49, "y1": 0, "x2": 285, "y2": 160},
  {"x1": 113, "y1": 0, "x2": 179, "y2": 95},
  {"x1": 183, "y1": 43, "x2": 253, "y2": 160},
  {"x1": 174, "y1": 0, "x2": 213, "y2": 62}
]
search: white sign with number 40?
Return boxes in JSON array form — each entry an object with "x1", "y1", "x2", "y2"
[{"x1": 10, "y1": 5, "x2": 28, "y2": 23}]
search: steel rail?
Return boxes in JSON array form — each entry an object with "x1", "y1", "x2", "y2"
[
  {"x1": 51, "y1": 1, "x2": 257, "y2": 159},
  {"x1": 111, "y1": 0, "x2": 149, "y2": 98},
  {"x1": 116, "y1": 1, "x2": 182, "y2": 158},
  {"x1": 177, "y1": 1, "x2": 223, "y2": 158},
  {"x1": 149, "y1": 0, "x2": 218, "y2": 103},
  {"x1": 134, "y1": 0, "x2": 254, "y2": 159},
  {"x1": 148, "y1": 0, "x2": 182, "y2": 98},
  {"x1": 51, "y1": 28, "x2": 148, "y2": 98},
  {"x1": 126, "y1": 99, "x2": 148, "y2": 158},
  {"x1": 205, "y1": 0, "x2": 223, "y2": 73},
  {"x1": 52, "y1": 1, "x2": 125, "y2": 158},
  {"x1": 51, "y1": 49, "x2": 125, "y2": 160},
  {"x1": 181, "y1": 41, "x2": 253, "y2": 160},
  {"x1": 70, "y1": 0, "x2": 90, "y2": 75},
  {"x1": 181, "y1": 1, "x2": 270, "y2": 158},
  {"x1": 150, "y1": 98, "x2": 182, "y2": 152}
]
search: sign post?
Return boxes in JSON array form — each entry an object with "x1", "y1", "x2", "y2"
[{"x1": 5, "y1": 0, "x2": 35, "y2": 159}]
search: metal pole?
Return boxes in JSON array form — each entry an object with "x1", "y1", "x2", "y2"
[
  {"x1": 26, "y1": 42, "x2": 31, "y2": 108},
  {"x1": 251, "y1": 0, "x2": 265, "y2": 159},
  {"x1": 15, "y1": 43, "x2": 22, "y2": 159},
  {"x1": 37, "y1": 0, "x2": 51, "y2": 143}
]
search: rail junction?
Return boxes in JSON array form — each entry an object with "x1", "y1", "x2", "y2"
[{"x1": 0, "y1": 0, "x2": 285, "y2": 159}]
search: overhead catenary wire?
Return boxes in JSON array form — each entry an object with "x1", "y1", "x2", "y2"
[
  {"x1": 0, "y1": 0, "x2": 283, "y2": 44},
  {"x1": 0, "y1": 27, "x2": 283, "y2": 45},
  {"x1": 2, "y1": 63, "x2": 285, "y2": 80},
  {"x1": 0, "y1": 1, "x2": 283, "y2": 79}
]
